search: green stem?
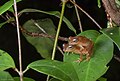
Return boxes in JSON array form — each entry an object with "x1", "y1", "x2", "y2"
[
  {"x1": 51, "y1": 1, "x2": 66, "y2": 60},
  {"x1": 46, "y1": 1, "x2": 67, "y2": 81}
]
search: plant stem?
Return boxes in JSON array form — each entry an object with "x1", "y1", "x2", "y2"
[
  {"x1": 70, "y1": 0, "x2": 102, "y2": 29},
  {"x1": 46, "y1": 0, "x2": 67, "y2": 81},
  {"x1": 51, "y1": 0, "x2": 66, "y2": 60},
  {"x1": 13, "y1": 0, "x2": 23, "y2": 81},
  {"x1": 73, "y1": 0, "x2": 83, "y2": 32}
]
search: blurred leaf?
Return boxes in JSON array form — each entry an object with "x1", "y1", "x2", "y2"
[
  {"x1": 8, "y1": 6, "x2": 14, "y2": 13},
  {"x1": 18, "y1": 9, "x2": 76, "y2": 34},
  {"x1": 97, "y1": 0, "x2": 101, "y2": 8},
  {"x1": 23, "y1": 18, "x2": 56, "y2": 59},
  {"x1": 115, "y1": 0, "x2": 120, "y2": 8},
  {"x1": 0, "y1": 71, "x2": 14, "y2": 81},
  {"x1": 100, "y1": 27, "x2": 120, "y2": 50},
  {"x1": 0, "y1": 0, "x2": 21, "y2": 15},
  {"x1": 0, "y1": 17, "x2": 15, "y2": 28},
  {"x1": 28, "y1": 60, "x2": 79, "y2": 81},
  {"x1": 0, "y1": 49, "x2": 15, "y2": 71},
  {"x1": 14, "y1": 77, "x2": 35, "y2": 81},
  {"x1": 64, "y1": 34, "x2": 113, "y2": 81},
  {"x1": 98, "y1": 77, "x2": 107, "y2": 81},
  {"x1": 0, "y1": 22, "x2": 7, "y2": 28}
]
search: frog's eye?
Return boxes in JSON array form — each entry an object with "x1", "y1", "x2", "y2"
[
  {"x1": 68, "y1": 45, "x2": 73, "y2": 48},
  {"x1": 73, "y1": 38, "x2": 77, "y2": 42},
  {"x1": 63, "y1": 44, "x2": 65, "y2": 47}
]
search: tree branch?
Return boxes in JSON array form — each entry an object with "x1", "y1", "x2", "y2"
[{"x1": 102, "y1": 0, "x2": 120, "y2": 26}]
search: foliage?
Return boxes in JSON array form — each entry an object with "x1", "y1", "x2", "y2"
[
  {"x1": 0, "y1": 50, "x2": 15, "y2": 71},
  {"x1": 23, "y1": 18, "x2": 56, "y2": 59},
  {"x1": 0, "y1": 0, "x2": 119, "y2": 81},
  {"x1": 0, "y1": 0, "x2": 21, "y2": 15},
  {"x1": 27, "y1": 30, "x2": 113, "y2": 81},
  {"x1": 0, "y1": 71, "x2": 14, "y2": 81},
  {"x1": 100, "y1": 27, "x2": 120, "y2": 50}
]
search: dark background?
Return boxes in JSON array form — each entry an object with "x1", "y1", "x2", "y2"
[{"x1": 0, "y1": 0, "x2": 120, "y2": 81}]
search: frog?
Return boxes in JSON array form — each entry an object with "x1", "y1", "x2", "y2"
[
  {"x1": 68, "y1": 36, "x2": 94, "y2": 56},
  {"x1": 63, "y1": 43, "x2": 92, "y2": 62}
]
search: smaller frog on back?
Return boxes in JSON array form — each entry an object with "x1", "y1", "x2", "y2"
[{"x1": 63, "y1": 43, "x2": 92, "y2": 62}]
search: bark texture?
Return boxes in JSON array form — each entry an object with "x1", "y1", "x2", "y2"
[{"x1": 102, "y1": 0, "x2": 120, "y2": 26}]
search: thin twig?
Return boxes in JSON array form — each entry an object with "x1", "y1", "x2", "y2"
[
  {"x1": 14, "y1": 68, "x2": 19, "y2": 74},
  {"x1": 31, "y1": 19, "x2": 47, "y2": 34},
  {"x1": 20, "y1": 26, "x2": 68, "y2": 41},
  {"x1": 57, "y1": 46, "x2": 64, "y2": 55},
  {"x1": 70, "y1": 0, "x2": 102, "y2": 29},
  {"x1": 13, "y1": 0, "x2": 23, "y2": 81},
  {"x1": 72, "y1": 0, "x2": 83, "y2": 32}
]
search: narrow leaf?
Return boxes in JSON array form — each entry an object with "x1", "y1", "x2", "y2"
[
  {"x1": 100, "y1": 27, "x2": 120, "y2": 50},
  {"x1": 0, "y1": 71, "x2": 14, "y2": 81},
  {"x1": 0, "y1": 0, "x2": 21, "y2": 15},
  {"x1": 18, "y1": 9, "x2": 76, "y2": 34},
  {"x1": 0, "y1": 49, "x2": 15, "y2": 71}
]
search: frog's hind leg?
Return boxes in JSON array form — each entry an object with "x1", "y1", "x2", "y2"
[{"x1": 85, "y1": 53, "x2": 91, "y2": 61}]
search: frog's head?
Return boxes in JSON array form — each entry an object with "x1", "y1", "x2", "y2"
[{"x1": 63, "y1": 43, "x2": 75, "y2": 52}]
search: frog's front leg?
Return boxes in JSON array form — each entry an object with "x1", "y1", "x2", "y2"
[
  {"x1": 85, "y1": 53, "x2": 91, "y2": 61},
  {"x1": 75, "y1": 54, "x2": 83, "y2": 62}
]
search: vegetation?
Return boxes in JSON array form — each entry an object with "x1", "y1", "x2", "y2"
[{"x1": 0, "y1": 0, "x2": 120, "y2": 81}]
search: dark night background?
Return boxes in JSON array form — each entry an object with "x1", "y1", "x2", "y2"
[{"x1": 0, "y1": 0, "x2": 120, "y2": 81}]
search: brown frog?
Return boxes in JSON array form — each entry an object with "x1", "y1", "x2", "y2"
[
  {"x1": 63, "y1": 43, "x2": 91, "y2": 62},
  {"x1": 68, "y1": 36, "x2": 94, "y2": 56}
]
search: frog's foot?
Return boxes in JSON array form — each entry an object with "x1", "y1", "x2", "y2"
[
  {"x1": 85, "y1": 57, "x2": 91, "y2": 61},
  {"x1": 74, "y1": 58, "x2": 83, "y2": 63}
]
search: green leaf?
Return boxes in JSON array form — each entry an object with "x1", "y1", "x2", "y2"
[
  {"x1": 98, "y1": 77, "x2": 107, "y2": 81},
  {"x1": 28, "y1": 60, "x2": 79, "y2": 81},
  {"x1": 64, "y1": 34, "x2": 113, "y2": 81},
  {"x1": 97, "y1": 0, "x2": 101, "y2": 8},
  {"x1": 100, "y1": 27, "x2": 120, "y2": 50},
  {"x1": 0, "y1": 49, "x2": 15, "y2": 71},
  {"x1": 14, "y1": 77, "x2": 35, "y2": 81},
  {"x1": 0, "y1": 71, "x2": 14, "y2": 81},
  {"x1": 49, "y1": 78, "x2": 61, "y2": 81},
  {"x1": 27, "y1": 30, "x2": 113, "y2": 81},
  {"x1": 78, "y1": 30, "x2": 100, "y2": 42},
  {"x1": 23, "y1": 18, "x2": 56, "y2": 59},
  {"x1": 0, "y1": 0, "x2": 21, "y2": 15},
  {"x1": 18, "y1": 9, "x2": 76, "y2": 34}
]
